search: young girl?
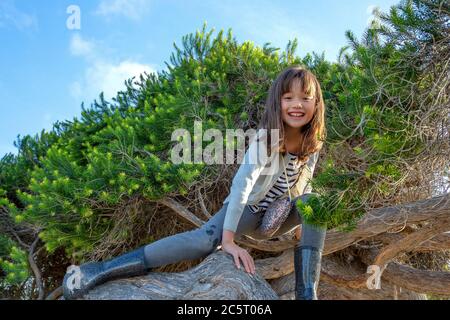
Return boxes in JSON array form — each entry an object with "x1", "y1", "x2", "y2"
[{"x1": 62, "y1": 66, "x2": 327, "y2": 300}]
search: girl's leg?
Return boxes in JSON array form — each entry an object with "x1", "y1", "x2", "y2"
[
  {"x1": 270, "y1": 193, "x2": 327, "y2": 300},
  {"x1": 63, "y1": 202, "x2": 264, "y2": 299},
  {"x1": 294, "y1": 223, "x2": 326, "y2": 300},
  {"x1": 143, "y1": 202, "x2": 264, "y2": 267},
  {"x1": 262, "y1": 193, "x2": 314, "y2": 237}
]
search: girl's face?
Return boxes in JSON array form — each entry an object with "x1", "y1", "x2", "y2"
[{"x1": 281, "y1": 80, "x2": 316, "y2": 131}]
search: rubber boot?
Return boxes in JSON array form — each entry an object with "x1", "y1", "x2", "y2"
[
  {"x1": 62, "y1": 246, "x2": 149, "y2": 300},
  {"x1": 294, "y1": 245, "x2": 322, "y2": 300}
]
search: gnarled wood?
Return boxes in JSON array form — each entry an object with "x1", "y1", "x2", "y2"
[
  {"x1": 323, "y1": 194, "x2": 450, "y2": 255},
  {"x1": 381, "y1": 262, "x2": 450, "y2": 297},
  {"x1": 360, "y1": 249, "x2": 450, "y2": 296},
  {"x1": 374, "y1": 232, "x2": 450, "y2": 252},
  {"x1": 255, "y1": 249, "x2": 293, "y2": 279},
  {"x1": 79, "y1": 250, "x2": 279, "y2": 300},
  {"x1": 373, "y1": 216, "x2": 450, "y2": 267}
]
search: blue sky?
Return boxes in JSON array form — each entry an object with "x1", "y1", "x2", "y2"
[{"x1": 0, "y1": 0, "x2": 400, "y2": 158}]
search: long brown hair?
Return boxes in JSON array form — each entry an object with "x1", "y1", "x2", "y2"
[{"x1": 258, "y1": 66, "x2": 326, "y2": 163}]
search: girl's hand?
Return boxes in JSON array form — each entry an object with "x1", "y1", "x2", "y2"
[{"x1": 221, "y1": 241, "x2": 255, "y2": 274}]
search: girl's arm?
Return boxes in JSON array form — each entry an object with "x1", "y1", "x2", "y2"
[
  {"x1": 222, "y1": 132, "x2": 269, "y2": 233},
  {"x1": 222, "y1": 229, "x2": 235, "y2": 244},
  {"x1": 220, "y1": 131, "x2": 270, "y2": 274}
]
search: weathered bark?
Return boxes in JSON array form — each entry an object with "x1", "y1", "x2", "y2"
[
  {"x1": 322, "y1": 193, "x2": 450, "y2": 255},
  {"x1": 80, "y1": 251, "x2": 278, "y2": 300},
  {"x1": 373, "y1": 216, "x2": 450, "y2": 267},
  {"x1": 255, "y1": 249, "x2": 294, "y2": 280},
  {"x1": 380, "y1": 263, "x2": 450, "y2": 297},
  {"x1": 372, "y1": 231, "x2": 450, "y2": 252},
  {"x1": 359, "y1": 249, "x2": 450, "y2": 296}
]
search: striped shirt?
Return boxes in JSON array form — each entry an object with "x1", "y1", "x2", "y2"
[{"x1": 248, "y1": 152, "x2": 306, "y2": 214}]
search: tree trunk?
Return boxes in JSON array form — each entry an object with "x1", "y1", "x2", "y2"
[{"x1": 79, "y1": 251, "x2": 279, "y2": 300}]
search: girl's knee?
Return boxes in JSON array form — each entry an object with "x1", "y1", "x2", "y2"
[{"x1": 198, "y1": 224, "x2": 222, "y2": 252}]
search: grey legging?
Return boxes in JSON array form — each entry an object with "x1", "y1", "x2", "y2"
[{"x1": 143, "y1": 193, "x2": 326, "y2": 268}]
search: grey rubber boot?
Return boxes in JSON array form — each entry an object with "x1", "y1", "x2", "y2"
[
  {"x1": 294, "y1": 245, "x2": 323, "y2": 300},
  {"x1": 62, "y1": 246, "x2": 149, "y2": 300}
]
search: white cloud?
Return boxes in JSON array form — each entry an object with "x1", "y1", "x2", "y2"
[
  {"x1": 70, "y1": 33, "x2": 95, "y2": 57},
  {"x1": 68, "y1": 34, "x2": 156, "y2": 103},
  {"x1": 71, "y1": 60, "x2": 155, "y2": 101},
  {"x1": 94, "y1": 0, "x2": 152, "y2": 21},
  {"x1": 0, "y1": 0, "x2": 38, "y2": 30}
]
